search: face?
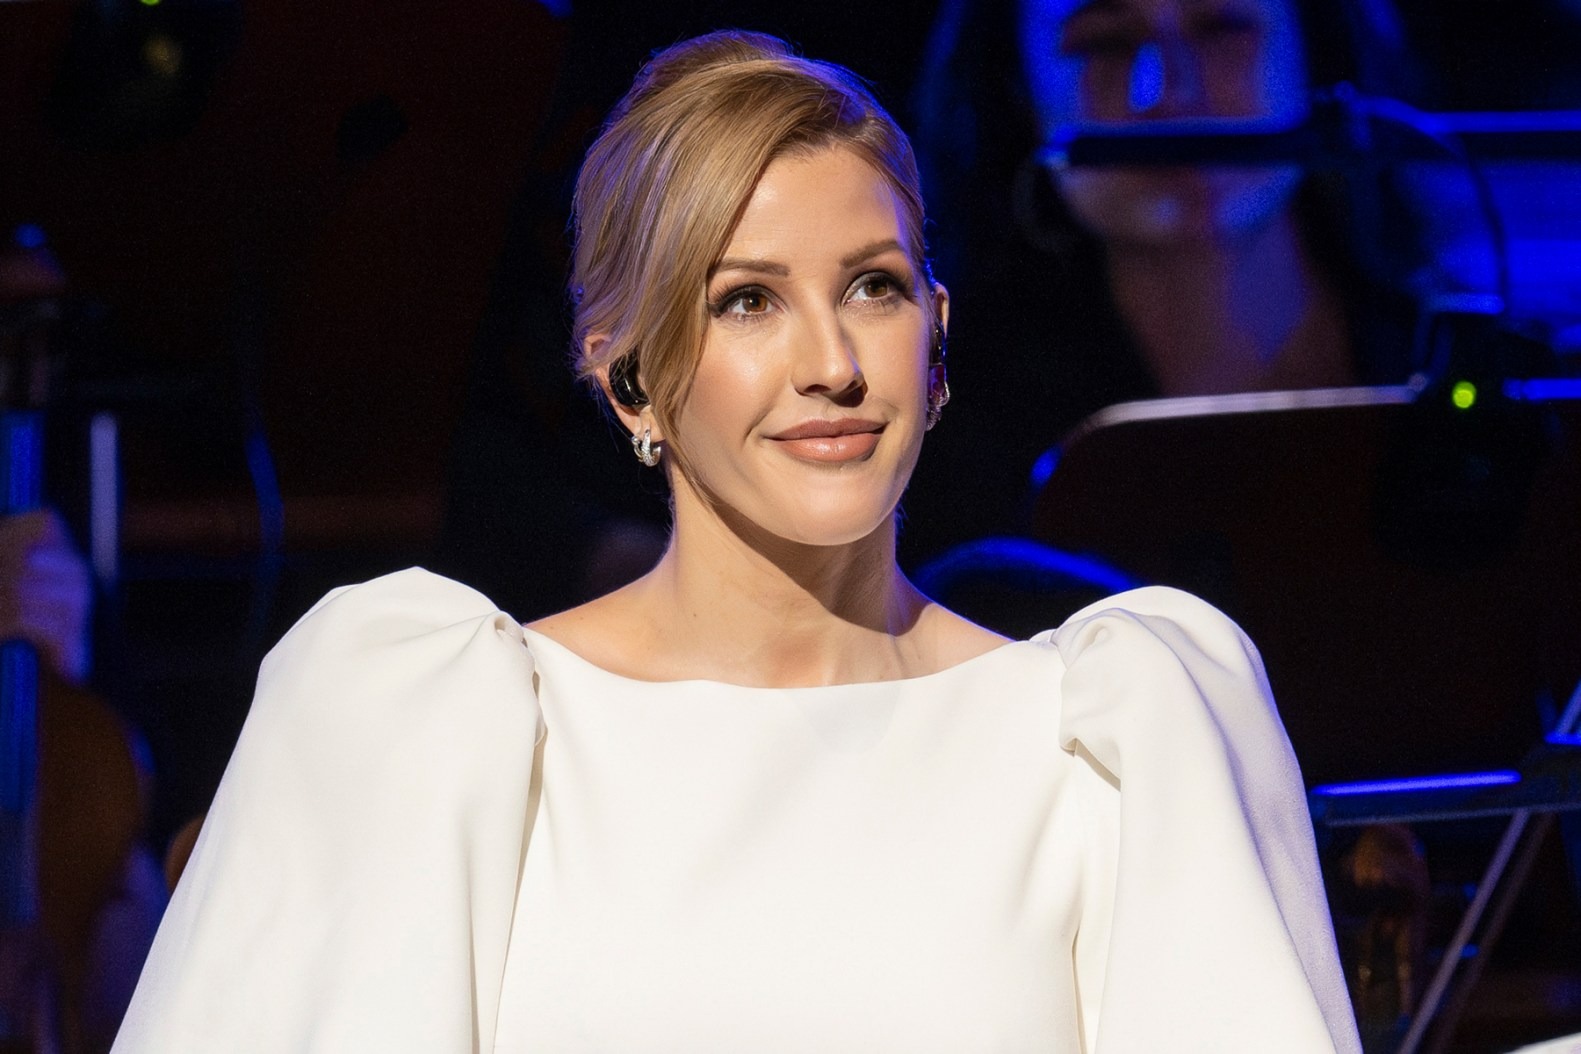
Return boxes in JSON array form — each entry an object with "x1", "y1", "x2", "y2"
[
  {"x1": 1020, "y1": 0, "x2": 1309, "y2": 245},
  {"x1": 663, "y1": 145, "x2": 942, "y2": 549}
]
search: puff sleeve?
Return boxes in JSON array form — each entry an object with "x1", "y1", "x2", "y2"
[
  {"x1": 113, "y1": 568, "x2": 542, "y2": 1053},
  {"x1": 1047, "y1": 587, "x2": 1360, "y2": 1053}
]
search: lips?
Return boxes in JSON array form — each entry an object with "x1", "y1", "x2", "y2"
[
  {"x1": 767, "y1": 418, "x2": 884, "y2": 463},
  {"x1": 770, "y1": 418, "x2": 883, "y2": 441}
]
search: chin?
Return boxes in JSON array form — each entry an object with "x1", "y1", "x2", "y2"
[
  {"x1": 720, "y1": 485, "x2": 897, "y2": 550},
  {"x1": 769, "y1": 501, "x2": 898, "y2": 550},
  {"x1": 689, "y1": 472, "x2": 895, "y2": 552}
]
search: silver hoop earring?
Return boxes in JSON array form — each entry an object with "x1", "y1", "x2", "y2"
[
  {"x1": 631, "y1": 426, "x2": 661, "y2": 467},
  {"x1": 925, "y1": 371, "x2": 950, "y2": 431}
]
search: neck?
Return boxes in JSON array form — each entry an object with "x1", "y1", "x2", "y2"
[
  {"x1": 1105, "y1": 208, "x2": 1354, "y2": 396},
  {"x1": 631, "y1": 486, "x2": 930, "y2": 687}
]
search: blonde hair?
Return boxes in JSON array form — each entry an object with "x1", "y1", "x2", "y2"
[{"x1": 570, "y1": 31, "x2": 930, "y2": 450}]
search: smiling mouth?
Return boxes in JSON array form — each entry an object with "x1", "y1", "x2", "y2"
[{"x1": 768, "y1": 420, "x2": 884, "y2": 463}]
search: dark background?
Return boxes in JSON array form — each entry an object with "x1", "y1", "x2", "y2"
[
  {"x1": 3, "y1": 4, "x2": 1580, "y2": 1047},
  {"x1": 3, "y1": 0, "x2": 1579, "y2": 853}
]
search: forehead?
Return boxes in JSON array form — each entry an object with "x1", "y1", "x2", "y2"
[{"x1": 721, "y1": 146, "x2": 913, "y2": 258}]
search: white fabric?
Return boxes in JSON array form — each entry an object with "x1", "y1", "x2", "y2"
[
  {"x1": 113, "y1": 567, "x2": 1360, "y2": 1053},
  {"x1": 1510, "y1": 1037, "x2": 1581, "y2": 1054}
]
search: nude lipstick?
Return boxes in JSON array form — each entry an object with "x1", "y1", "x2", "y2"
[{"x1": 768, "y1": 418, "x2": 883, "y2": 463}]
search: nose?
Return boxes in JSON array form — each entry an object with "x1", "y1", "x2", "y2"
[
  {"x1": 791, "y1": 314, "x2": 865, "y2": 403},
  {"x1": 1130, "y1": 33, "x2": 1206, "y2": 118}
]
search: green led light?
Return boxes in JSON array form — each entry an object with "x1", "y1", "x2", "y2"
[
  {"x1": 139, "y1": 0, "x2": 161, "y2": 7},
  {"x1": 1451, "y1": 380, "x2": 1478, "y2": 410}
]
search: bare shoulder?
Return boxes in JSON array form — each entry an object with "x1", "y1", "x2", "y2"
[
  {"x1": 524, "y1": 581, "x2": 667, "y2": 680},
  {"x1": 915, "y1": 601, "x2": 1013, "y2": 672}
]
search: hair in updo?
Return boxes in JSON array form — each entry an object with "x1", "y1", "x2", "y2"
[{"x1": 570, "y1": 31, "x2": 930, "y2": 448}]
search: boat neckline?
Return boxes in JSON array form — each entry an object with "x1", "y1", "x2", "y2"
[{"x1": 517, "y1": 626, "x2": 1041, "y2": 693}]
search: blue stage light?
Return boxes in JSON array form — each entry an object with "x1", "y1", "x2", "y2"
[
  {"x1": 1030, "y1": 447, "x2": 1061, "y2": 491},
  {"x1": 1505, "y1": 378, "x2": 1581, "y2": 401},
  {"x1": 1312, "y1": 770, "x2": 1521, "y2": 797},
  {"x1": 11, "y1": 225, "x2": 45, "y2": 251}
]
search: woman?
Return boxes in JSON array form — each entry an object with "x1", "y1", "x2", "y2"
[
  {"x1": 900, "y1": 0, "x2": 1432, "y2": 566},
  {"x1": 114, "y1": 31, "x2": 1358, "y2": 1051}
]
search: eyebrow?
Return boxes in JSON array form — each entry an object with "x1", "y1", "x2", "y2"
[
  {"x1": 711, "y1": 257, "x2": 789, "y2": 278},
  {"x1": 709, "y1": 238, "x2": 909, "y2": 280},
  {"x1": 841, "y1": 238, "x2": 906, "y2": 269}
]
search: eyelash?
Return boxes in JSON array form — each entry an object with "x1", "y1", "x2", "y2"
[
  {"x1": 708, "y1": 286, "x2": 772, "y2": 317},
  {"x1": 851, "y1": 272, "x2": 905, "y2": 303},
  {"x1": 706, "y1": 270, "x2": 912, "y2": 320}
]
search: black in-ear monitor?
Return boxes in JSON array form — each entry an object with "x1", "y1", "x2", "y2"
[{"x1": 608, "y1": 352, "x2": 649, "y2": 408}]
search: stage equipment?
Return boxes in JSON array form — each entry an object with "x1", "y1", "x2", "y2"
[{"x1": 1030, "y1": 381, "x2": 1581, "y2": 1052}]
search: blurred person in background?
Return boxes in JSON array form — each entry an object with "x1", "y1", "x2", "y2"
[
  {"x1": 901, "y1": 0, "x2": 1437, "y2": 566},
  {"x1": 0, "y1": 234, "x2": 164, "y2": 1054}
]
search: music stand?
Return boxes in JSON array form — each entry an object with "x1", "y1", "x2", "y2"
[{"x1": 1030, "y1": 384, "x2": 1581, "y2": 1051}]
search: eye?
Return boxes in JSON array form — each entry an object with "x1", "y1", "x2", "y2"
[
  {"x1": 847, "y1": 271, "x2": 906, "y2": 304},
  {"x1": 710, "y1": 285, "x2": 774, "y2": 318}
]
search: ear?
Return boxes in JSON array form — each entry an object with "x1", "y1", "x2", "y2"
[{"x1": 932, "y1": 282, "x2": 950, "y2": 338}]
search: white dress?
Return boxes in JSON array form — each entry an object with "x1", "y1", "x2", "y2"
[{"x1": 112, "y1": 568, "x2": 1360, "y2": 1053}]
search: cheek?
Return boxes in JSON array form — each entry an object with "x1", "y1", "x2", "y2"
[
  {"x1": 673, "y1": 346, "x2": 770, "y2": 466},
  {"x1": 864, "y1": 321, "x2": 932, "y2": 391},
  {"x1": 674, "y1": 388, "x2": 739, "y2": 467}
]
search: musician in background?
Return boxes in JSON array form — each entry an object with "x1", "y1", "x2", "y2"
[
  {"x1": 0, "y1": 514, "x2": 92, "y2": 691},
  {"x1": 900, "y1": 0, "x2": 1435, "y2": 566},
  {"x1": 0, "y1": 237, "x2": 164, "y2": 1054}
]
